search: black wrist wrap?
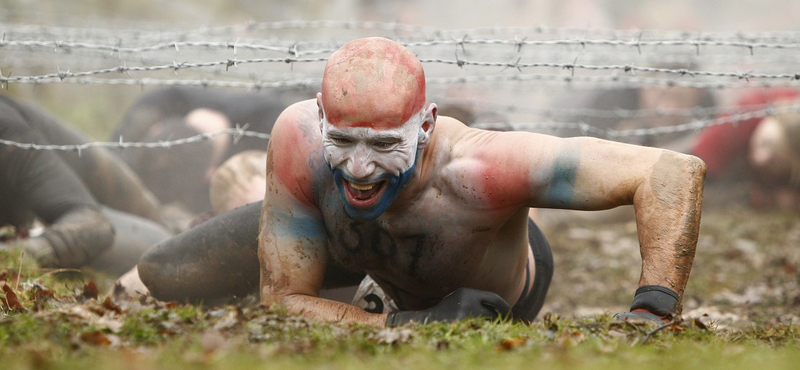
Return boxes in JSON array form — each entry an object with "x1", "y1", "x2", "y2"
[
  {"x1": 630, "y1": 285, "x2": 679, "y2": 317},
  {"x1": 385, "y1": 310, "x2": 429, "y2": 327}
]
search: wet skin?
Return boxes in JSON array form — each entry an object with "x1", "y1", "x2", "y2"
[{"x1": 259, "y1": 99, "x2": 706, "y2": 326}]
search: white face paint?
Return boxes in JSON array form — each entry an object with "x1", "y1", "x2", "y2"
[{"x1": 320, "y1": 109, "x2": 425, "y2": 185}]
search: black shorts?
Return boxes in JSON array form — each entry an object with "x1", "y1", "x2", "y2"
[{"x1": 510, "y1": 218, "x2": 554, "y2": 323}]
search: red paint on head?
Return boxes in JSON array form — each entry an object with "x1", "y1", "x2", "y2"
[{"x1": 321, "y1": 37, "x2": 426, "y2": 128}]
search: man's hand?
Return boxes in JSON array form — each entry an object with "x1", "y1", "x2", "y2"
[{"x1": 385, "y1": 287, "x2": 511, "y2": 326}]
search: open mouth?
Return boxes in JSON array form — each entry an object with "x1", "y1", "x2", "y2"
[{"x1": 345, "y1": 180, "x2": 386, "y2": 204}]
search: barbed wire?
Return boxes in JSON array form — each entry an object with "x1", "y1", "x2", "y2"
[
  {"x1": 203, "y1": 20, "x2": 800, "y2": 42},
  {"x1": 405, "y1": 38, "x2": 800, "y2": 54},
  {"x1": 7, "y1": 42, "x2": 799, "y2": 69},
  {"x1": 2, "y1": 58, "x2": 799, "y2": 87},
  {"x1": 485, "y1": 103, "x2": 800, "y2": 137},
  {"x1": 5, "y1": 72, "x2": 799, "y2": 91},
  {"x1": 3, "y1": 37, "x2": 799, "y2": 57},
  {"x1": 0, "y1": 75, "x2": 321, "y2": 90},
  {"x1": 6, "y1": 20, "x2": 800, "y2": 44},
  {"x1": 418, "y1": 58, "x2": 800, "y2": 81},
  {"x1": 430, "y1": 73, "x2": 800, "y2": 89},
  {"x1": 3, "y1": 20, "x2": 800, "y2": 152},
  {"x1": 0, "y1": 39, "x2": 312, "y2": 56},
  {"x1": 3, "y1": 104, "x2": 799, "y2": 154},
  {"x1": 436, "y1": 97, "x2": 772, "y2": 120},
  {"x1": 0, "y1": 125, "x2": 268, "y2": 157},
  {"x1": 0, "y1": 57, "x2": 329, "y2": 84}
]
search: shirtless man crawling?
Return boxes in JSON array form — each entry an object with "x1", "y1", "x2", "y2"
[
  {"x1": 256, "y1": 37, "x2": 706, "y2": 326},
  {"x1": 140, "y1": 37, "x2": 705, "y2": 326}
]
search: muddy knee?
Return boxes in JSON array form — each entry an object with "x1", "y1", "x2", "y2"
[
  {"x1": 137, "y1": 242, "x2": 184, "y2": 301},
  {"x1": 138, "y1": 202, "x2": 263, "y2": 303}
]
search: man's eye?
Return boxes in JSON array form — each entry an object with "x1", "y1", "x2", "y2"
[
  {"x1": 373, "y1": 141, "x2": 396, "y2": 150},
  {"x1": 330, "y1": 137, "x2": 351, "y2": 145}
]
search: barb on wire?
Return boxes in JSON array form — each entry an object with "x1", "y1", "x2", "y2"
[{"x1": 232, "y1": 123, "x2": 250, "y2": 145}]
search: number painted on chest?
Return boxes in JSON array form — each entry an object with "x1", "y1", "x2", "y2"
[{"x1": 328, "y1": 220, "x2": 429, "y2": 277}]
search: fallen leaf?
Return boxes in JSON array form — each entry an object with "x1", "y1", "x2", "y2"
[
  {"x1": 102, "y1": 296, "x2": 123, "y2": 315},
  {"x1": 82, "y1": 280, "x2": 99, "y2": 300},
  {"x1": 497, "y1": 337, "x2": 527, "y2": 351},
  {"x1": 80, "y1": 331, "x2": 114, "y2": 347},
  {"x1": 32, "y1": 283, "x2": 55, "y2": 311},
  {"x1": 2, "y1": 283, "x2": 27, "y2": 312}
]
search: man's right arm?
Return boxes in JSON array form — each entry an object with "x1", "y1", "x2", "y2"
[
  {"x1": 257, "y1": 101, "x2": 387, "y2": 326},
  {"x1": 257, "y1": 199, "x2": 387, "y2": 326}
]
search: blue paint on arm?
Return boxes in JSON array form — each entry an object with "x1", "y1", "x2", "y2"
[
  {"x1": 272, "y1": 209, "x2": 327, "y2": 240},
  {"x1": 545, "y1": 151, "x2": 579, "y2": 207}
]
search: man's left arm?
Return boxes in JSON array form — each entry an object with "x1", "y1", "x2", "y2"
[{"x1": 523, "y1": 135, "x2": 706, "y2": 319}]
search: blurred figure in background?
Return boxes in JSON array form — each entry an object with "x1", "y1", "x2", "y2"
[
  {"x1": 691, "y1": 88, "x2": 800, "y2": 210},
  {"x1": 0, "y1": 94, "x2": 171, "y2": 277},
  {"x1": 551, "y1": 82, "x2": 717, "y2": 152},
  {"x1": 112, "y1": 150, "x2": 269, "y2": 300},
  {"x1": 111, "y1": 86, "x2": 298, "y2": 216},
  {"x1": 209, "y1": 150, "x2": 268, "y2": 216}
]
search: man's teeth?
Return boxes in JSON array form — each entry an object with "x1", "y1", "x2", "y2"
[{"x1": 349, "y1": 181, "x2": 375, "y2": 191}]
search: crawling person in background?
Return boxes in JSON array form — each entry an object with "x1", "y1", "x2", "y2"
[
  {"x1": 746, "y1": 112, "x2": 800, "y2": 210},
  {"x1": 208, "y1": 150, "x2": 268, "y2": 219},
  {"x1": 111, "y1": 87, "x2": 297, "y2": 215},
  {"x1": 184, "y1": 149, "x2": 270, "y2": 228},
  {"x1": 691, "y1": 88, "x2": 800, "y2": 210},
  {"x1": 138, "y1": 37, "x2": 707, "y2": 327},
  {"x1": 0, "y1": 94, "x2": 172, "y2": 277},
  {"x1": 112, "y1": 150, "x2": 269, "y2": 299}
]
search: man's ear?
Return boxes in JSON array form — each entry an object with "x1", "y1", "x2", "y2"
[
  {"x1": 417, "y1": 103, "x2": 438, "y2": 149},
  {"x1": 316, "y1": 92, "x2": 325, "y2": 132}
]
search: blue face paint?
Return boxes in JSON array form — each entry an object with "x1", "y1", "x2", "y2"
[{"x1": 330, "y1": 149, "x2": 420, "y2": 221}]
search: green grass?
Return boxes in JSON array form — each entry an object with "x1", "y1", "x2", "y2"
[{"x1": 3, "y1": 208, "x2": 800, "y2": 370}]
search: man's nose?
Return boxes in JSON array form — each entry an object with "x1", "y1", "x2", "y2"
[{"x1": 348, "y1": 144, "x2": 376, "y2": 179}]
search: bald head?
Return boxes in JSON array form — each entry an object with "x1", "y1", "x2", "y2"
[{"x1": 320, "y1": 37, "x2": 426, "y2": 128}]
